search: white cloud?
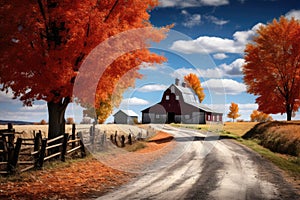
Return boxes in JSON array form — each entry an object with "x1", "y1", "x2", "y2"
[
  {"x1": 171, "y1": 68, "x2": 223, "y2": 79},
  {"x1": 181, "y1": 10, "x2": 189, "y2": 15},
  {"x1": 159, "y1": 0, "x2": 229, "y2": 7},
  {"x1": 183, "y1": 14, "x2": 201, "y2": 28},
  {"x1": 205, "y1": 15, "x2": 229, "y2": 25},
  {"x1": 285, "y1": 9, "x2": 300, "y2": 20},
  {"x1": 140, "y1": 62, "x2": 168, "y2": 71},
  {"x1": 237, "y1": 103, "x2": 258, "y2": 110},
  {"x1": 0, "y1": 111, "x2": 48, "y2": 122},
  {"x1": 137, "y1": 84, "x2": 168, "y2": 92},
  {"x1": 202, "y1": 79, "x2": 246, "y2": 95},
  {"x1": 121, "y1": 97, "x2": 149, "y2": 106},
  {"x1": 213, "y1": 53, "x2": 228, "y2": 60},
  {"x1": 200, "y1": 0, "x2": 229, "y2": 6},
  {"x1": 181, "y1": 10, "x2": 201, "y2": 28},
  {"x1": 170, "y1": 58, "x2": 244, "y2": 79},
  {"x1": 20, "y1": 104, "x2": 47, "y2": 111},
  {"x1": 170, "y1": 23, "x2": 264, "y2": 54},
  {"x1": 0, "y1": 90, "x2": 15, "y2": 103},
  {"x1": 219, "y1": 58, "x2": 245, "y2": 76}
]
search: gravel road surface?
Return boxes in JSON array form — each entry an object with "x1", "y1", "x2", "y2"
[{"x1": 97, "y1": 125, "x2": 299, "y2": 200}]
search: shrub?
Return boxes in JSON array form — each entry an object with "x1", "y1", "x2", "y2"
[
  {"x1": 66, "y1": 117, "x2": 75, "y2": 124},
  {"x1": 40, "y1": 119, "x2": 47, "y2": 125}
]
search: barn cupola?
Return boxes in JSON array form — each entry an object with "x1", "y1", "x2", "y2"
[{"x1": 175, "y1": 78, "x2": 180, "y2": 86}]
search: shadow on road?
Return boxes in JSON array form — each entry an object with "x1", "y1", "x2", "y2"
[{"x1": 174, "y1": 135, "x2": 236, "y2": 142}]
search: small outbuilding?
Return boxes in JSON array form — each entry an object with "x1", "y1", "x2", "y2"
[{"x1": 113, "y1": 109, "x2": 138, "y2": 124}]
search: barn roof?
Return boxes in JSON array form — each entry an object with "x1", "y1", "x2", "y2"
[
  {"x1": 113, "y1": 109, "x2": 138, "y2": 117},
  {"x1": 172, "y1": 84, "x2": 199, "y2": 104},
  {"x1": 171, "y1": 84, "x2": 221, "y2": 113}
]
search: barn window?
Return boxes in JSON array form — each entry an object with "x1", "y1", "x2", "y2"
[
  {"x1": 176, "y1": 95, "x2": 179, "y2": 100},
  {"x1": 166, "y1": 95, "x2": 169, "y2": 100},
  {"x1": 185, "y1": 115, "x2": 190, "y2": 119},
  {"x1": 156, "y1": 114, "x2": 160, "y2": 119},
  {"x1": 208, "y1": 115, "x2": 210, "y2": 120}
]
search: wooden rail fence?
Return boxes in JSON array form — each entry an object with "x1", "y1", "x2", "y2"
[{"x1": 0, "y1": 124, "x2": 85, "y2": 175}]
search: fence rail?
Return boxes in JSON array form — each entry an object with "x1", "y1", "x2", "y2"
[{"x1": 0, "y1": 123, "x2": 86, "y2": 175}]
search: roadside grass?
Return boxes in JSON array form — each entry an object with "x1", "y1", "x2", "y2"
[
  {"x1": 171, "y1": 123, "x2": 223, "y2": 132},
  {"x1": 124, "y1": 141, "x2": 147, "y2": 152},
  {"x1": 239, "y1": 139, "x2": 300, "y2": 177}
]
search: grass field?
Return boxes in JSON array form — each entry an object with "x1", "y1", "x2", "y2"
[{"x1": 223, "y1": 122, "x2": 258, "y2": 136}]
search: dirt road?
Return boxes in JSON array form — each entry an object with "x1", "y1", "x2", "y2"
[{"x1": 97, "y1": 125, "x2": 299, "y2": 200}]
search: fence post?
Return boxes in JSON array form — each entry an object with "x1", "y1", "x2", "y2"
[
  {"x1": 33, "y1": 131, "x2": 42, "y2": 168},
  {"x1": 34, "y1": 131, "x2": 41, "y2": 152},
  {"x1": 61, "y1": 133, "x2": 69, "y2": 162},
  {"x1": 38, "y1": 138, "x2": 47, "y2": 169},
  {"x1": 114, "y1": 131, "x2": 118, "y2": 147},
  {"x1": 89, "y1": 126, "x2": 95, "y2": 145},
  {"x1": 128, "y1": 133, "x2": 132, "y2": 145},
  {"x1": 8, "y1": 137, "x2": 22, "y2": 174},
  {"x1": 72, "y1": 124, "x2": 76, "y2": 149},
  {"x1": 121, "y1": 135, "x2": 125, "y2": 147},
  {"x1": 1, "y1": 135, "x2": 8, "y2": 161},
  {"x1": 77, "y1": 132, "x2": 86, "y2": 158},
  {"x1": 7, "y1": 123, "x2": 14, "y2": 132}
]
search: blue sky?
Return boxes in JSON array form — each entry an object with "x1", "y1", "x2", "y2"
[{"x1": 1, "y1": 0, "x2": 300, "y2": 123}]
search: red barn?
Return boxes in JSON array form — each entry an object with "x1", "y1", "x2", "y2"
[{"x1": 141, "y1": 79, "x2": 223, "y2": 124}]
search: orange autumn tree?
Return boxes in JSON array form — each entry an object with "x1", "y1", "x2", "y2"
[
  {"x1": 94, "y1": 49, "x2": 166, "y2": 124},
  {"x1": 243, "y1": 16, "x2": 300, "y2": 121},
  {"x1": 184, "y1": 73, "x2": 205, "y2": 103},
  {"x1": 0, "y1": 0, "x2": 167, "y2": 139},
  {"x1": 250, "y1": 110, "x2": 273, "y2": 122},
  {"x1": 227, "y1": 102, "x2": 241, "y2": 122}
]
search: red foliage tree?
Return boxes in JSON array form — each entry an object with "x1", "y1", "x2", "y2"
[
  {"x1": 0, "y1": 0, "x2": 167, "y2": 138},
  {"x1": 243, "y1": 17, "x2": 300, "y2": 121}
]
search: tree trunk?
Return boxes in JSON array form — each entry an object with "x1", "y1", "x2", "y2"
[
  {"x1": 47, "y1": 97, "x2": 70, "y2": 139},
  {"x1": 286, "y1": 106, "x2": 292, "y2": 121}
]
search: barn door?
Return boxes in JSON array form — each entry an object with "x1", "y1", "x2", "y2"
[{"x1": 167, "y1": 112, "x2": 175, "y2": 124}]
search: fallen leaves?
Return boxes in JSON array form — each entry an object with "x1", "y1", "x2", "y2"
[{"x1": 0, "y1": 157, "x2": 134, "y2": 200}]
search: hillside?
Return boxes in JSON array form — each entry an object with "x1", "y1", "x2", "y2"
[{"x1": 242, "y1": 121, "x2": 300, "y2": 157}]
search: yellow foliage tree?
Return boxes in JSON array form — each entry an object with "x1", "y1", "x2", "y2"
[
  {"x1": 184, "y1": 73, "x2": 205, "y2": 103},
  {"x1": 227, "y1": 102, "x2": 241, "y2": 122}
]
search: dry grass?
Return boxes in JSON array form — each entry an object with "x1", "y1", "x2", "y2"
[
  {"x1": 0, "y1": 124, "x2": 147, "y2": 139},
  {"x1": 243, "y1": 121, "x2": 300, "y2": 156},
  {"x1": 223, "y1": 122, "x2": 259, "y2": 136}
]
